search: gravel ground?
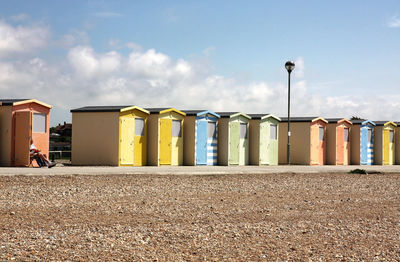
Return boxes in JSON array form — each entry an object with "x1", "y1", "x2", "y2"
[{"x1": 1, "y1": 173, "x2": 399, "y2": 261}]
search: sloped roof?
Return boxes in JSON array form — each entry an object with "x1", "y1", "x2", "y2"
[
  {"x1": 350, "y1": 119, "x2": 376, "y2": 126},
  {"x1": 280, "y1": 117, "x2": 327, "y2": 123},
  {"x1": 71, "y1": 106, "x2": 132, "y2": 112},
  {"x1": 374, "y1": 121, "x2": 397, "y2": 127},
  {"x1": 215, "y1": 112, "x2": 251, "y2": 119},
  {"x1": 247, "y1": 114, "x2": 281, "y2": 121},
  {"x1": 182, "y1": 110, "x2": 220, "y2": 118},
  {"x1": 325, "y1": 118, "x2": 352, "y2": 125},
  {"x1": 0, "y1": 99, "x2": 52, "y2": 108},
  {"x1": 144, "y1": 108, "x2": 186, "y2": 116}
]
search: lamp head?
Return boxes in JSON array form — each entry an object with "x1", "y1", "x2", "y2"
[{"x1": 285, "y1": 61, "x2": 295, "y2": 73}]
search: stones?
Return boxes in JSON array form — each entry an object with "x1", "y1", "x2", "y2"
[{"x1": 0, "y1": 173, "x2": 399, "y2": 260}]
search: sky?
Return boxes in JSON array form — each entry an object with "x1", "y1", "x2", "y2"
[{"x1": 1, "y1": 0, "x2": 400, "y2": 126}]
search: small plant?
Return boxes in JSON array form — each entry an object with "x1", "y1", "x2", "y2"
[{"x1": 348, "y1": 169, "x2": 367, "y2": 174}]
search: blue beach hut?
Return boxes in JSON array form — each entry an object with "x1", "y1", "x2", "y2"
[
  {"x1": 182, "y1": 110, "x2": 220, "y2": 165},
  {"x1": 350, "y1": 119, "x2": 375, "y2": 165}
]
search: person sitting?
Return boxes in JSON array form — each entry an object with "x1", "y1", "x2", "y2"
[{"x1": 30, "y1": 140, "x2": 56, "y2": 168}]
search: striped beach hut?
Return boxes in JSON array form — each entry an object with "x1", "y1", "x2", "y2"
[
  {"x1": 182, "y1": 110, "x2": 220, "y2": 165},
  {"x1": 325, "y1": 118, "x2": 352, "y2": 165},
  {"x1": 145, "y1": 108, "x2": 186, "y2": 166},
  {"x1": 373, "y1": 121, "x2": 396, "y2": 165},
  {"x1": 279, "y1": 117, "x2": 327, "y2": 165},
  {"x1": 71, "y1": 105, "x2": 149, "y2": 166},
  {"x1": 248, "y1": 114, "x2": 280, "y2": 165},
  {"x1": 0, "y1": 99, "x2": 52, "y2": 167},
  {"x1": 350, "y1": 119, "x2": 375, "y2": 165},
  {"x1": 216, "y1": 112, "x2": 251, "y2": 166}
]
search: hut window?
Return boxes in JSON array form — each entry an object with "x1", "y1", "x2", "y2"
[
  {"x1": 33, "y1": 113, "x2": 46, "y2": 133},
  {"x1": 135, "y1": 118, "x2": 145, "y2": 136},
  {"x1": 172, "y1": 120, "x2": 182, "y2": 137},
  {"x1": 208, "y1": 122, "x2": 217, "y2": 138},
  {"x1": 368, "y1": 129, "x2": 372, "y2": 143},
  {"x1": 390, "y1": 130, "x2": 394, "y2": 143},
  {"x1": 240, "y1": 123, "x2": 247, "y2": 139},
  {"x1": 319, "y1": 127, "x2": 324, "y2": 141},
  {"x1": 344, "y1": 128, "x2": 349, "y2": 142},
  {"x1": 270, "y1": 124, "x2": 277, "y2": 140}
]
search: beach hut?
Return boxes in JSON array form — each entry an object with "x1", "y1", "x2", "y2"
[
  {"x1": 350, "y1": 119, "x2": 375, "y2": 165},
  {"x1": 0, "y1": 99, "x2": 52, "y2": 167},
  {"x1": 216, "y1": 112, "x2": 251, "y2": 166},
  {"x1": 325, "y1": 118, "x2": 352, "y2": 165},
  {"x1": 248, "y1": 114, "x2": 281, "y2": 165},
  {"x1": 373, "y1": 121, "x2": 396, "y2": 165},
  {"x1": 145, "y1": 108, "x2": 186, "y2": 166},
  {"x1": 278, "y1": 117, "x2": 327, "y2": 165},
  {"x1": 182, "y1": 110, "x2": 220, "y2": 165},
  {"x1": 71, "y1": 105, "x2": 149, "y2": 166}
]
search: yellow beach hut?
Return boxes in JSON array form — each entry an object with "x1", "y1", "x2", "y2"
[
  {"x1": 71, "y1": 105, "x2": 149, "y2": 166},
  {"x1": 373, "y1": 121, "x2": 396, "y2": 165},
  {"x1": 145, "y1": 108, "x2": 186, "y2": 166}
]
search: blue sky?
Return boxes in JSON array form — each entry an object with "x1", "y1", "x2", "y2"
[{"x1": 1, "y1": 1, "x2": 400, "y2": 125}]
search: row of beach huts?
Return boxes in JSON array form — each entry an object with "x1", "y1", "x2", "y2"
[{"x1": 0, "y1": 98, "x2": 398, "y2": 167}]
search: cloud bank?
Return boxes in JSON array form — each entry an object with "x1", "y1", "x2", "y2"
[{"x1": 0, "y1": 20, "x2": 399, "y2": 126}]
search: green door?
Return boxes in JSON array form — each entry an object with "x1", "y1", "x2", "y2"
[{"x1": 229, "y1": 121, "x2": 240, "y2": 165}]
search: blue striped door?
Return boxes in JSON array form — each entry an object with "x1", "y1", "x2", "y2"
[
  {"x1": 361, "y1": 126, "x2": 368, "y2": 164},
  {"x1": 196, "y1": 120, "x2": 208, "y2": 165}
]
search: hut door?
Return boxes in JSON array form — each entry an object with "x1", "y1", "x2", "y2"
[
  {"x1": 343, "y1": 127, "x2": 350, "y2": 165},
  {"x1": 336, "y1": 126, "x2": 344, "y2": 165},
  {"x1": 196, "y1": 121, "x2": 208, "y2": 165},
  {"x1": 239, "y1": 123, "x2": 248, "y2": 165},
  {"x1": 360, "y1": 127, "x2": 368, "y2": 164},
  {"x1": 383, "y1": 129, "x2": 390, "y2": 165},
  {"x1": 207, "y1": 121, "x2": 217, "y2": 165},
  {"x1": 160, "y1": 119, "x2": 172, "y2": 165},
  {"x1": 229, "y1": 122, "x2": 240, "y2": 165},
  {"x1": 120, "y1": 117, "x2": 135, "y2": 165},
  {"x1": 14, "y1": 111, "x2": 32, "y2": 167},
  {"x1": 389, "y1": 129, "x2": 394, "y2": 165},
  {"x1": 310, "y1": 124, "x2": 324, "y2": 165}
]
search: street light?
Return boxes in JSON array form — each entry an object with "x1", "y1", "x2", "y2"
[{"x1": 285, "y1": 61, "x2": 295, "y2": 165}]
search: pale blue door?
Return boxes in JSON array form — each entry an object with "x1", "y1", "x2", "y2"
[
  {"x1": 196, "y1": 120, "x2": 208, "y2": 165},
  {"x1": 360, "y1": 126, "x2": 368, "y2": 165}
]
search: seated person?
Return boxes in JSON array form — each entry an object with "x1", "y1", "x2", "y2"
[{"x1": 30, "y1": 140, "x2": 56, "y2": 168}]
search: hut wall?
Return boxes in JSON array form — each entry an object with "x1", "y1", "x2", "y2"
[
  {"x1": 0, "y1": 106, "x2": 12, "y2": 166},
  {"x1": 183, "y1": 115, "x2": 196, "y2": 165},
  {"x1": 147, "y1": 114, "x2": 159, "y2": 166},
  {"x1": 217, "y1": 118, "x2": 229, "y2": 166},
  {"x1": 249, "y1": 119, "x2": 260, "y2": 165},
  {"x1": 326, "y1": 124, "x2": 337, "y2": 165},
  {"x1": 72, "y1": 112, "x2": 119, "y2": 166},
  {"x1": 374, "y1": 126, "x2": 383, "y2": 165},
  {"x1": 350, "y1": 125, "x2": 361, "y2": 165},
  {"x1": 279, "y1": 122, "x2": 310, "y2": 165}
]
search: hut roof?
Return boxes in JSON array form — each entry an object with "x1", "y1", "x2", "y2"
[
  {"x1": 71, "y1": 105, "x2": 149, "y2": 114},
  {"x1": 144, "y1": 108, "x2": 186, "y2": 116},
  {"x1": 0, "y1": 99, "x2": 52, "y2": 108},
  {"x1": 215, "y1": 112, "x2": 251, "y2": 119},
  {"x1": 373, "y1": 121, "x2": 397, "y2": 127},
  {"x1": 325, "y1": 118, "x2": 352, "y2": 124},
  {"x1": 247, "y1": 114, "x2": 281, "y2": 121},
  {"x1": 350, "y1": 119, "x2": 376, "y2": 126},
  {"x1": 279, "y1": 117, "x2": 327, "y2": 123},
  {"x1": 182, "y1": 110, "x2": 220, "y2": 118}
]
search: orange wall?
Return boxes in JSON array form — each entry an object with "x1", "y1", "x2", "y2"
[{"x1": 11, "y1": 102, "x2": 50, "y2": 165}]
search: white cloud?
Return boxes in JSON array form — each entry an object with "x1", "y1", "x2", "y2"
[
  {"x1": 387, "y1": 15, "x2": 400, "y2": 28},
  {"x1": 0, "y1": 19, "x2": 400, "y2": 125},
  {"x1": 126, "y1": 42, "x2": 142, "y2": 52},
  {"x1": 67, "y1": 46, "x2": 121, "y2": 79},
  {"x1": 0, "y1": 22, "x2": 49, "y2": 57}
]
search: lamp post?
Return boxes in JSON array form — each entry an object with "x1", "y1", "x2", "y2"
[{"x1": 285, "y1": 61, "x2": 295, "y2": 165}]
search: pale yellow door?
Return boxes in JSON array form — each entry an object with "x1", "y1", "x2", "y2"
[
  {"x1": 160, "y1": 119, "x2": 172, "y2": 165},
  {"x1": 120, "y1": 117, "x2": 135, "y2": 165}
]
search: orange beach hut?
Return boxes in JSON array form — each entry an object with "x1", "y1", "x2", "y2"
[
  {"x1": 278, "y1": 117, "x2": 327, "y2": 165},
  {"x1": 325, "y1": 118, "x2": 352, "y2": 165},
  {"x1": 0, "y1": 99, "x2": 52, "y2": 167}
]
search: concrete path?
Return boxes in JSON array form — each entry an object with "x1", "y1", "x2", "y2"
[{"x1": 0, "y1": 165, "x2": 400, "y2": 176}]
